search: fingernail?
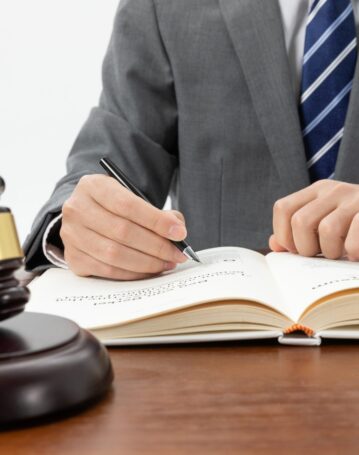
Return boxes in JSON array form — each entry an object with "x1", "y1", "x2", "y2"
[
  {"x1": 164, "y1": 262, "x2": 176, "y2": 271},
  {"x1": 168, "y1": 224, "x2": 187, "y2": 240}
]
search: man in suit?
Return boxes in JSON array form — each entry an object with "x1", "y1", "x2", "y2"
[{"x1": 24, "y1": 0, "x2": 359, "y2": 280}]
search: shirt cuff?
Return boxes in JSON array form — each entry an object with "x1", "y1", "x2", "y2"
[{"x1": 42, "y1": 214, "x2": 68, "y2": 269}]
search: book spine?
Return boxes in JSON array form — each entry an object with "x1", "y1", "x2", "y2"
[{"x1": 283, "y1": 324, "x2": 315, "y2": 337}]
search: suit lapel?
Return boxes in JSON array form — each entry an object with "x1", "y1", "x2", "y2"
[
  {"x1": 218, "y1": 0, "x2": 310, "y2": 192},
  {"x1": 334, "y1": 55, "x2": 359, "y2": 183}
]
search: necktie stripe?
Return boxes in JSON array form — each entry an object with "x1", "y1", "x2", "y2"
[
  {"x1": 307, "y1": 0, "x2": 329, "y2": 25},
  {"x1": 306, "y1": 0, "x2": 350, "y2": 42},
  {"x1": 307, "y1": 128, "x2": 344, "y2": 168},
  {"x1": 309, "y1": 142, "x2": 340, "y2": 180},
  {"x1": 301, "y1": 24, "x2": 356, "y2": 92},
  {"x1": 300, "y1": 44, "x2": 356, "y2": 122},
  {"x1": 301, "y1": 38, "x2": 357, "y2": 103},
  {"x1": 303, "y1": 3, "x2": 353, "y2": 64},
  {"x1": 303, "y1": 80, "x2": 353, "y2": 136},
  {"x1": 299, "y1": 0, "x2": 357, "y2": 182}
]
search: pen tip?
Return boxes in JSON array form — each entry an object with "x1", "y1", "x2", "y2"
[{"x1": 187, "y1": 247, "x2": 201, "y2": 263}]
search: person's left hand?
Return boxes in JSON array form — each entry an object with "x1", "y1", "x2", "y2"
[{"x1": 269, "y1": 180, "x2": 359, "y2": 261}]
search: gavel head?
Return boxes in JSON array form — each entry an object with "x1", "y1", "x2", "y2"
[{"x1": 0, "y1": 176, "x2": 30, "y2": 321}]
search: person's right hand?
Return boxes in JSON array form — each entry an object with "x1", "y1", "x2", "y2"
[{"x1": 60, "y1": 174, "x2": 188, "y2": 280}]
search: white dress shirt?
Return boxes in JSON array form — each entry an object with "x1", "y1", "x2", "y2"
[{"x1": 43, "y1": 0, "x2": 359, "y2": 268}]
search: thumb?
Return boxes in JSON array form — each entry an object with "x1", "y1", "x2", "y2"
[{"x1": 167, "y1": 210, "x2": 186, "y2": 225}]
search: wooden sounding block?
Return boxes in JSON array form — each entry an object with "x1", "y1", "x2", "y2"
[
  {"x1": 0, "y1": 179, "x2": 113, "y2": 426},
  {"x1": 0, "y1": 312, "x2": 113, "y2": 425}
]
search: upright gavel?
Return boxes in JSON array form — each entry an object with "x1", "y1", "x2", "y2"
[{"x1": 0, "y1": 176, "x2": 29, "y2": 321}]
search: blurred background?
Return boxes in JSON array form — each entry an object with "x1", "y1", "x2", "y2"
[{"x1": 0, "y1": 0, "x2": 119, "y2": 242}]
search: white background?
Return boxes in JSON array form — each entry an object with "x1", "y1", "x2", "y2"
[{"x1": 0, "y1": 0, "x2": 119, "y2": 242}]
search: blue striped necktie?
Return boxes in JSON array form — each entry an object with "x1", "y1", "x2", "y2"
[{"x1": 299, "y1": 0, "x2": 357, "y2": 182}]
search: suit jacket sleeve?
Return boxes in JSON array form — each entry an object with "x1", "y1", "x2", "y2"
[{"x1": 24, "y1": 0, "x2": 179, "y2": 270}]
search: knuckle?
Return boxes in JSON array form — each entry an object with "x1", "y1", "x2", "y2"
[
  {"x1": 312, "y1": 179, "x2": 335, "y2": 192},
  {"x1": 312, "y1": 179, "x2": 328, "y2": 189},
  {"x1": 78, "y1": 174, "x2": 105, "y2": 194},
  {"x1": 78, "y1": 174, "x2": 95, "y2": 188},
  {"x1": 77, "y1": 175, "x2": 92, "y2": 191},
  {"x1": 103, "y1": 242, "x2": 119, "y2": 264},
  {"x1": 62, "y1": 198, "x2": 77, "y2": 219},
  {"x1": 329, "y1": 181, "x2": 348, "y2": 197},
  {"x1": 273, "y1": 198, "x2": 291, "y2": 217},
  {"x1": 117, "y1": 220, "x2": 131, "y2": 243},
  {"x1": 318, "y1": 219, "x2": 335, "y2": 238},
  {"x1": 291, "y1": 212, "x2": 309, "y2": 230}
]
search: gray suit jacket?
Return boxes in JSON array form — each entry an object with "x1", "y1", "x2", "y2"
[{"x1": 24, "y1": 0, "x2": 359, "y2": 267}]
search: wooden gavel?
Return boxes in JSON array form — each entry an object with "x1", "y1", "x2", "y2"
[{"x1": 0, "y1": 176, "x2": 29, "y2": 321}]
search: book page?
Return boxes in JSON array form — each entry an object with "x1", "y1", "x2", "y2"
[
  {"x1": 266, "y1": 252, "x2": 359, "y2": 322},
  {"x1": 27, "y1": 247, "x2": 286, "y2": 329}
]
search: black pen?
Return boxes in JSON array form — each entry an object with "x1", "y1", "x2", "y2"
[{"x1": 99, "y1": 157, "x2": 201, "y2": 263}]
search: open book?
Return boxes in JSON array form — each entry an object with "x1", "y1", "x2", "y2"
[{"x1": 27, "y1": 247, "x2": 359, "y2": 346}]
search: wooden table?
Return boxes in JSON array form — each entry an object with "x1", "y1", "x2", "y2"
[{"x1": 1, "y1": 340, "x2": 359, "y2": 454}]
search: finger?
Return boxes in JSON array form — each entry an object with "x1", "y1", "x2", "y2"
[
  {"x1": 318, "y1": 207, "x2": 353, "y2": 259},
  {"x1": 273, "y1": 188, "x2": 316, "y2": 253},
  {"x1": 168, "y1": 210, "x2": 186, "y2": 224},
  {"x1": 344, "y1": 213, "x2": 359, "y2": 261},
  {"x1": 77, "y1": 201, "x2": 187, "y2": 264},
  {"x1": 87, "y1": 175, "x2": 187, "y2": 241},
  {"x1": 291, "y1": 197, "x2": 336, "y2": 257},
  {"x1": 62, "y1": 224, "x2": 177, "y2": 274},
  {"x1": 65, "y1": 246, "x2": 153, "y2": 281},
  {"x1": 269, "y1": 235, "x2": 289, "y2": 252}
]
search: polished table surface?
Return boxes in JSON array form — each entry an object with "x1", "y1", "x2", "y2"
[{"x1": 1, "y1": 340, "x2": 359, "y2": 454}]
